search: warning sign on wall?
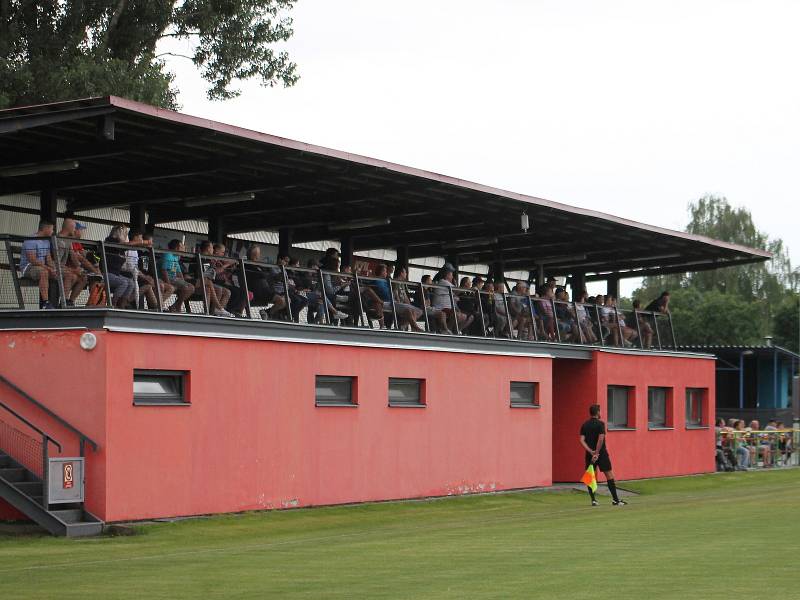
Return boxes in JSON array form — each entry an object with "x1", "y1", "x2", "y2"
[{"x1": 63, "y1": 463, "x2": 74, "y2": 489}]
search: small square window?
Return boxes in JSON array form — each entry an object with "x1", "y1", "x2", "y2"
[
  {"x1": 388, "y1": 378, "x2": 424, "y2": 407},
  {"x1": 685, "y1": 388, "x2": 706, "y2": 427},
  {"x1": 510, "y1": 382, "x2": 539, "y2": 407},
  {"x1": 133, "y1": 370, "x2": 187, "y2": 405},
  {"x1": 607, "y1": 386, "x2": 631, "y2": 428},
  {"x1": 648, "y1": 387, "x2": 670, "y2": 428},
  {"x1": 315, "y1": 376, "x2": 356, "y2": 406}
]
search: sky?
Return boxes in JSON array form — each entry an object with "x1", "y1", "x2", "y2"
[{"x1": 162, "y1": 0, "x2": 800, "y2": 293}]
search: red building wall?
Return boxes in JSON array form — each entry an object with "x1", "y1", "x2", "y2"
[{"x1": 551, "y1": 352, "x2": 715, "y2": 482}]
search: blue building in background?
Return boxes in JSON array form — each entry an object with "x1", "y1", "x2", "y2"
[{"x1": 681, "y1": 343, "x2": 799, "y2": 425}]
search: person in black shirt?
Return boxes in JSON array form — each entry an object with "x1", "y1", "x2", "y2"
[{"x1": 579, "y1": 404, "x2": 627, "y2": 506}]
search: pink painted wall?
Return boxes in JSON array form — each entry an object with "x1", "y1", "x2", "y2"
[
  {"x1": 551, "y1": 352, "x2": 715, "y2": 482},
  {"x1": 0, "y1": 330, "x2": 108, "y2": 520}
]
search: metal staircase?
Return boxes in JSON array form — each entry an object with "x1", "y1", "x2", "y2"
[
  {"x1": 0, "y1": 374, "x2": 103, "y2": 537},
  {"x1": 0, "y1": 450, "x2": 102, "y2": 537}
]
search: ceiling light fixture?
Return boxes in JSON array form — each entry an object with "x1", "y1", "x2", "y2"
[
  {"x1": 329, "y1": 217, "x2": 391, "y2": 231},
  {"x1": 183, "y1": 193, "x2": 255, "y2": 208},
  {"x1": 0, "y1": 160, "x2": 80, "y2": 178}
]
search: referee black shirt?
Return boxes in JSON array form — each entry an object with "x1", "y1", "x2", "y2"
[{"x1": 580, "y1": 417, "x2": 607, "y2": 454}]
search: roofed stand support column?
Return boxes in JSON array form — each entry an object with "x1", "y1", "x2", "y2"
[
  {"x1": 278, "y1": 228, "x2": 294, "y2": 257},
  {"x1": 571, "y1": 272, "x2": 585, "y2": 299},
  {"x1": 395, "y1": 245, "x2": 409, "y2": 271},
  {"x1": 40, "y1": 189, "x2": 58, "y2": 225},
  {"x1": 606, "y1": 275, "x2": 620, "y2": 299},
  {"x1": 340, "y1": 236, "x2": 353, "y2": 268},
  {"x1": 208, "y1": 216, "x2": 227, "y2": 245},
  {"x1": 130, "y1": 205, "x2": 147, "y2": 234}
]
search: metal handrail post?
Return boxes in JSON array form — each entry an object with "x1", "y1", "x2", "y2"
[
  {"x1": 614, "y1": 307, "x2": 624, "y2": 347},
  {"x1": 50, "y1": 235, "x2": 67, "y2": 308},
  {"x1": 477, "y1": 291, "x2": 487, "y2": 337},
  {"x1": 318, "y1": 267, "x2": 332, "y2": 325},
  {"x1": 388, "y1": 278, "x2": 399, "y2": 330},
  {"x1": 419, "y1": 282, "x2": 430, "y2": 332},
  {"x1": 239, "y1": 259, "x2": 253, "y2": 319},
  {"x1": 595, "y1": 305, "x2": 605, "y2": 346},
  {"x1": 574, "y1": 302, "x2": 585, "y2": 344},
  {"x1": 280, "y1": 265, "x2": 293, "y2": 322},
  {"x1": 194, "y1": 253, "x2": 210, "y2": 314},
  {"x1": 354, "y1": 272, "x2": 366, "y2": 327},
  {"x1": 448, "y1": 286, "x2": 460, "y2": 335},
  {"x1": 149, "y1": 247, "x2": 164, "y2": 311},
  {"x1": 98, "y1": 241, "x2": 113, "y2": 308},
  {"x1": 5, "y1": 239, "x2": 25, "y2": 308},
  {"x1": 551, "y1": 299, "x2": 561, "y2": 342},
  {"x1": 653, "y1": 311, "x2": 662, "y2": 349},
  {"x1": 668, "y1": 312, "x2": 677, "y2": 348},
  {"x1": 527, "y1": 295, "x2": 538, "y2": 341},
  {"x1": 501, "y1": 293, "x2": 513, "y2": 339},
  {"x1": 41, "y1": 435, "x2": 49, "y2": 507},
  {"x1": 633, "y1": 309, "x2": 644, "y2": 349}
]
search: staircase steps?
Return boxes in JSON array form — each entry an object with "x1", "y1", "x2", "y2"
[{"x1": 0, "y1": 450, "x2": 103, "y2": 537}]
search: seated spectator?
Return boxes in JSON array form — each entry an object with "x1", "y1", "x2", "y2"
[
  {"x1": 158, "y1": 239, "x2": 195, "y2": 312},
  {"x1": 420, "y1": 274, "x2": 450, "y2": 334},
  {"x1": 608, "y1": 296, "x2": 638, "y2": 347},
  {"x1": 775, "y1": 421, "x2": 793, "y2": 465},
  {"x1": 55, "y1": 218, "x2": 89, "y2": 306},
  {"x1": 509, "y1": 281, "x2": 534, "y2": 340},
  {"x1": 20, "y1": 220, "x2": 59, "y2": 309},
  {"x1": 196, "y1": 241, "x2": 233, "y2": 317},
  {"x1": 212, "y1": 243, "x2": 247, "y2": 316},
  {"x1": 130, "y1": 230, "x2": 172, "y2": 311},
  {"x1": 103, "y1": 226, "x2": 137, "y2": 308},
  {"x1": 307, "y1": 254, "x2": 348, "y2": 323},
  {"x1": 369, "y1": 263, "x2": 417, "y2": 331},
  {"x1": 733, "y1": 420, "x2": 750, "y2": 469},
  {"x1": 645, "y1": 291, "x2": 670, "y2": 314},
  {"x1": 631, "y1": 299, "x2": 654, "y2": 348},
  {"x1": 535, "y1": 285, "x2": 556, "y2": 341},
  {"x1": 431, "y1": 263, "x2": 473, "y2": 333},
  {"x1": 392, "y1": 266, "x2": 425, "y2": 332},
  {"x1": 553, "y1": 287, "x2": 578, "y2": 342},
  {"x1": 574, "y1": 290, "x2": 598, "y2": 344},
  {"x1": 243, "y1": 245, "x2": 274, "y2": 309}
]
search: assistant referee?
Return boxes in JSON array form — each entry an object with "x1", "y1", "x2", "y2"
[{"x1": 579, "y1": 404, "x2": 627, "y2": 506}]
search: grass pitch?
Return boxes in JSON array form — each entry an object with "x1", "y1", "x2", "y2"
[{"x1": 1, "y1": 469, "x2": 797, "y2": 599}]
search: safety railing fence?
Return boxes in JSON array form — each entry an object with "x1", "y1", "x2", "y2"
[
  {"x1": 717, "y1": 429, "x2": 799, "y2": 470},
  {"x1": 1, "y1": 234, "x2": 682, "y2": 351}
]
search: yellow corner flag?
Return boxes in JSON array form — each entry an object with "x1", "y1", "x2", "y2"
[{"x1": 580, "y1": 465, "x2": 597, "y2": 492}]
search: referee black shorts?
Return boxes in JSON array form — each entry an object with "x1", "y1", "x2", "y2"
[{"x1": 585, "y1": 450, "x2": 612, "y2": 473}]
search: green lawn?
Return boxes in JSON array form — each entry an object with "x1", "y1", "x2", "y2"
[{"x1": 1, "y1": 470, "x2": 798, "y2": 599}]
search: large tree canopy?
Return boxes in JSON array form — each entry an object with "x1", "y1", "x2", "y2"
[
  {"x1": 0, "y1": 0, "x2": 299, "y2": 110},
  {"x1": 633, "y1": 195, "x2": 799, "y2": 347}
]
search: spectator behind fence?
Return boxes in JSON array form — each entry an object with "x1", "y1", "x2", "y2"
[
  {"x1": 103, "y1": 226, "x2": 137, "y2": 308},
  {"x1": 632, "y1": 299, "x2": 654, "y2": 349},
  {"x1": 129, "y1": 230, "x2": 170, "y2": 311},
  {"x1": 55, "y1": 218, "x2": 89, "y2": 306},
  {"x1": 20, "y1": 220, "x2": 58, "y2": 309},
  {"x1": 645, "y1": 291, "x2": 670, "y2": 314},
  {"x1": 211, "y1": 242, "x2": 247, "y2": 316},
  {"x1": 392, "y1": 266, "x2": 425, "y2": 332},
  {"x1": 159, "y1": 239, "x2": 195, "y2": 312}
]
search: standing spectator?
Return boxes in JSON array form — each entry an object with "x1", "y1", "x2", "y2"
[{"x1": 645, "y1": 291, "x2": 671, "y2": 314}]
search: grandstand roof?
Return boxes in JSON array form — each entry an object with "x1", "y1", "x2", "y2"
[{"x1": 0, "y1": 96, "x2": 771, "y2": 279}]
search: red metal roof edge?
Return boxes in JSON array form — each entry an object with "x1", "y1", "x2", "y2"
[{"x1": 3, "y1": 96, "x2": 772, "y2": 260}]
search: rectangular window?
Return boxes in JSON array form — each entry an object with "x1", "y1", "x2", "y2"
[
  {"x1": 648, "y1": 387, "x2": 669, "y2": 428},
  {"x1": 510, "y1": 382, "x2": 539, "y2": 407},
  {"x1": 685, "y1": 388, "x2": 705, "y2": 427},
  {"x1": 607, "y1": 386, "x2": 630, "y2": 428},
  {"x1": 133, "y1": 370, "x2": 187, "y2": 405},
  {"x1": 388, "y1": 378, "x2": 424, "y2": 407},
  {"x1": 315, "y1": 376, "x2": 356, "y2": 406}
]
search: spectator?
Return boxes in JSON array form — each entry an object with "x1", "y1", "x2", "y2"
[
  {"x1": 244, "y1": 245, "x2": 273, "y2": 309},
  {"x1": 632, "y1": 299, "x2": 654, "y2": 349},
  {"x1": 553, "y1": 287, "x2": 577, "y2": 342},
  {"x1": 575, "y1": 290, "x2": 598, "y2": 344},
  {"x1": 55, "y1": 218, "x2": 88, "y2": 306},
  {"x1": 196, "y1": 241, "x2": 233, "y2": 317},
  {"x1": 392, "y1": 266, "x2": 425, "y2": 332},
  {"x1": 212, "y1": 243, "x2": 247, "y2": 316},
  {"x1": 370, "y1": 263, "x2": 419, "y2": 331},
  {"x1": 535, "y1": 285, "x2": 556, "y2": 341},
  {"x1": 645, "y1": 291, "x2": 670, "y2": 314},
  {"x1": 509, "y1": 281, "x2": 534, "y2": 340},
  {"x1": 733, "y1": 420, "x2": 750, "y2": 469},
  {"x1": 20, "y1": 220, "x2": 58, "y2": 309},
  {"x1": 129, "y1": 230, "x2": 171, "y2": 311},
  {"x1": 103, "y1": 225, "x2": 137, "y2": 308},
  {"x1": 307, "y1": 254, "x2": 348, "y2": 323},
  {"x1": 159, "y1": 239, "x2": 195, "y2": 312},
  {"x1": 431, "y1": 263, "x2": 472, "y2": 333}
]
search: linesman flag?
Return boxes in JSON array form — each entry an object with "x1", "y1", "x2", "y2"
[{"x1": 581, "y1": 465, "x2": 597, "y2": 492}]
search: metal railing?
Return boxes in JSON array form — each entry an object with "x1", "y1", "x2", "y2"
[
  {"x1": 0, "y1": 373, "x2": 98, "y2": 506},
  {"x1": 717, "y1": 428, "x2": 799, "y2": 470},
  {"x1": 0, "y1": 234, "x2": 679, "y2": 350}
]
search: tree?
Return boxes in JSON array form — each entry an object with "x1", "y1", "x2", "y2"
[
  {"x1": 772, "y1": 295, "x2": 799, "y2": 354},
  {"x1": 0, "y1": 1, "x2": 299, "y2": 110},
  {"x1": 633, "y1": 195, "x2": 798, "y2": 346}
]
